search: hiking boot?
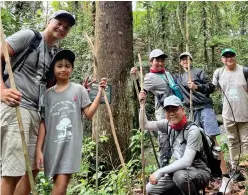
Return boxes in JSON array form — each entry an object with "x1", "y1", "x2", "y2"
[
  {"x1": 230, "y1": 170, "x2": 246, "y2": 182},
  {"x1": 219, "y1": 177, "x2": 233, "y2": 194}
]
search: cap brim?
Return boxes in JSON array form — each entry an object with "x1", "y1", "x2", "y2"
[
  {"x1": 51, "y1": 50, "x2": 75, "y2": 68},
  {"x1": 180, "y1": 55, "x2": 192, "y2": 60},
  {"x1": 154, "y1": 54, "x2": 168, "y2": 59},
  {"x1": 222, "y1": 51, "x2": 236, "y2": 56},
  {"x1": 164, "y1": 104, "x2": 180, "y2": 108}
]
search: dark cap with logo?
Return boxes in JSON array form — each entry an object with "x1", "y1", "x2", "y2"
[{"x1": 221, "y1": 48, "x2": 236, "y2": 56}]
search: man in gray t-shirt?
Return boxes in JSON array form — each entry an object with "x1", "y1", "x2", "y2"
[
  {"x1": 0, "y1": 10, "x2": 75, "y2": 195},
  {"x1": 138, "y1": 94, "x2": 210, "y2": 194},
  {"x1": 212, "y1": 48, "x2": 248, "y2": 182}
]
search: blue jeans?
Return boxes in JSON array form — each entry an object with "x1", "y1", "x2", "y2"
[{"x1": 194, "y1": 108, "x2": 220, "y2": 136}]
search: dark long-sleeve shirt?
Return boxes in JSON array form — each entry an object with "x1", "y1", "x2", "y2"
[{"x1": 175, "y1": 67, "x2": 215, "y2": 110}]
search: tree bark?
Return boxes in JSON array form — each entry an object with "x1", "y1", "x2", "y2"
[{"x1": 94, "y1": 1, "x2": 134, "y2": 169}]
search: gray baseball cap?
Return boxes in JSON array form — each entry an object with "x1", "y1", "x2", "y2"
[
  {"x1": 149, "y1": 49, "x2": 168, "y2": 60},
  {"x1": 179, "y1": 52, "x2": 193, "y2": 61},
  {"x1": 49, "y1": 10, "x2": 76, "y2": 26},
  {"x1": 163, "y1": 95, "x2": 183, "y2": 108}
]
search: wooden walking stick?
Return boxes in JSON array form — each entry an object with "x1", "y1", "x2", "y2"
[
  {"x1": 0, "y1": 18, "x2": 37, "y2": 195},
  {"x1": 131, "y1": 75, "x2": 160, "y2": 169},
  {"x1": 138, "y1": 53, "x2": 146, "y2": 195},
  {"x1": 102, "y1": 91, "x2": 133, "y2": 194},
  {"x1": 185, "y1": 2, "x2": 193, "y2": 121},
  {"x1": 95, "y1": 109, "x2": 99, "y2": 195},
  {"x1": 84, "y1": 33, "x2": 132, "y2": 195}
]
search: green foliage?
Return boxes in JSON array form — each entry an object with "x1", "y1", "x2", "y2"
[
  {"x1": 36, "y1": 172, "x2": 53, "y2": 195},
  {"x1": 65, "y1": 130, "x2": 157, "y2": 195}
]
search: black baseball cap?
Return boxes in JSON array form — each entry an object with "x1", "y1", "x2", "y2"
[{"x1": 50, "y1": 49, "x2": 75, "y2": 68}]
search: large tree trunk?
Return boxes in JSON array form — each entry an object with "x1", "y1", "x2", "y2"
[{"x1": 93, "y1": 1, "x2": 133, "y2": 169}]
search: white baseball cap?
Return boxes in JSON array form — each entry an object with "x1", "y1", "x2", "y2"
[{"x1": 149, "y1": 49, "x2": 168, "y2": 60}]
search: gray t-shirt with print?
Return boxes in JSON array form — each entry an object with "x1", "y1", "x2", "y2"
[
  {"x1": 156, "y1": 120, "x2": 203, "y2": 159},
  {"x1": 42, "y1": 83, "x2": 91, "y2": 177},
  {"x1": 144, "y1": 72, "x2": 172, "y2": 120},
  {"x1": 213, "y1": 65, "x2": 248, "y2": 122},
  {"x1": 5, "y1": 29, "x2": 53, "y2": 111}
]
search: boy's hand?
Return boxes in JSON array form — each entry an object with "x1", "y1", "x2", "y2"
[
  {"x1": 139, "y1": 91, "x2": 146, "y2": 103},
  {"x1": 130, "y1": 67, "x2": 139, "y2": 79},
  {"x1": 36, "y1": 150, "x2": 44, "y2": 170},
  {"x1": 1, "y1": 88, "x2": 22, "y2": 107},
  {"x1": 82, "y1": 76, "x2": 97, "y2": 92},
  {"x1": 99, "y1": 78, "x2": 107, "y2": 92}
]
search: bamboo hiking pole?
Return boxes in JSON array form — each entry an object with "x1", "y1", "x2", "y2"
[
  {"x1": 131, "y1": 75, "x2": 160, "y2": 169},
  {"x1": 185, "y1": 2, "x2": 193, "y2": 121},
  {"x1": 84, "y1": 33, "x2": 132, "y2": 195},
  {"x1": 102, "y1": 91, "x2": 133, "y2": 194},
  {"x1": 138, "y1": 53, "x2": 146, "y2": 195},
  {"x1": 0, "y1": 18, "x2": 37, "y2": 195},
  {"x1": 96, "y1": 110, "x2": 99, "y2": 195}
]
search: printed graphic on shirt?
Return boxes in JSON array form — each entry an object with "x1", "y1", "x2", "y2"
[
  {"x1": 56, "y1": 118, "x2": 72, "y2": 140},
  {"x1": 227, "y1": 88, "x2": 239, "y2": 101},
  {"x1": 50, "y1": 100, "x2": 76, "y2": 143}
]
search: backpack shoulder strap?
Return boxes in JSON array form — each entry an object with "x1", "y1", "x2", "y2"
[
  {"x1": 182, "y1": 121, "x2": 197, "y2": 144},
  {"x1": 216, "y1": 67, "x2": 225, "y2": 82},
  {"x1": 3, "y1": 29, "x2": 42, "y2": 82},
  {"x1": 29, "y1": 29, "x2": 42, "y2": 50},
  {"x1": 243, "y1": 66, "x2": 248, "y2": 82}
]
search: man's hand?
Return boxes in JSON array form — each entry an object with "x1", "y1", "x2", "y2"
[
  {"x1": 188, "y1": 81, "x2": 198, "y2": 90},
  {"x1": 82, "y1": 76, "x2": 97, "y2": 92},
  {"x1": 139, "y1": 91, "x2": 146, "y2": 103},
  {"x1": 130, "y1": 67, "x2": 139, "y2": 79},
  {"x1": 1, "y1": 88, "x2": 22, "y2": 106},
  {"x1": 149, "y1": 173, "x2": 158, "y2": 185},
  {"x1": 98, "y1": 78, "x2": 107, "y2": 92}
]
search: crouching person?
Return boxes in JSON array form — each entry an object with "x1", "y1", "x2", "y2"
[{"x1": 139, "y1": 92, "x2": 211, "y2": 195}]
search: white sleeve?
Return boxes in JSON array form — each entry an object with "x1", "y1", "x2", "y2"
[{"x1": 154, "y1": 148, "x2": 197, "y2": 180}]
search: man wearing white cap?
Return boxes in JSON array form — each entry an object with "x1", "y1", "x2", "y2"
[
  {"x1": 131, "y1": 49, "x2": 175, "y2": 167},
  {"x1": 0, "y1": 10, "x2": 75, "y2": 195},
  {"x1": 139, "y1": 93, "x2": 210, "y2": 195}
]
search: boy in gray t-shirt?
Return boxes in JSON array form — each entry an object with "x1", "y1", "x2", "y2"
[{"x1": 36, "y1": 50, "x2": 107, "y2": 194}]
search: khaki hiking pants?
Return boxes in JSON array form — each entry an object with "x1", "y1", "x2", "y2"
[
  {"x1": 0, "y1": 103, "x2": 40, "y2": 177},
  {"x1": 223, "y1": 118, "x2": 248, "y2": 169}
]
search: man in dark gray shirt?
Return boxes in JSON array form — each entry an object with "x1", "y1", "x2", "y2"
[
  {"x1": 0, "y1": 10, "x2": 75, "y2": 195},
  {"x1": 139, "y1": 93, "x2": 210, "y2": 194}
]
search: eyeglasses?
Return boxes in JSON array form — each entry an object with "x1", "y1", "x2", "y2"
[
  {"x1": 53, "y1": 19, "x2": 71, "y2": 32},
  {"x1": 164, "y1": 106, "x2": 180, "y2": 112},
  {"x1": 222, "y1": 55, "x2": 235, "y2": 59}
]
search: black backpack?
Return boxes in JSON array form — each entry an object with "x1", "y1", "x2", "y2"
[
  {"x1": 2, "y1": 29, "x2": 42, "y2": 82},
  {"x1": 168, "y1": 121, "x2": 222, "y2": 177}
]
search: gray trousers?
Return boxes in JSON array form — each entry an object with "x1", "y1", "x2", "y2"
[{"x1": 146, "y1": 167, "x2": 210, "y2": 195}]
